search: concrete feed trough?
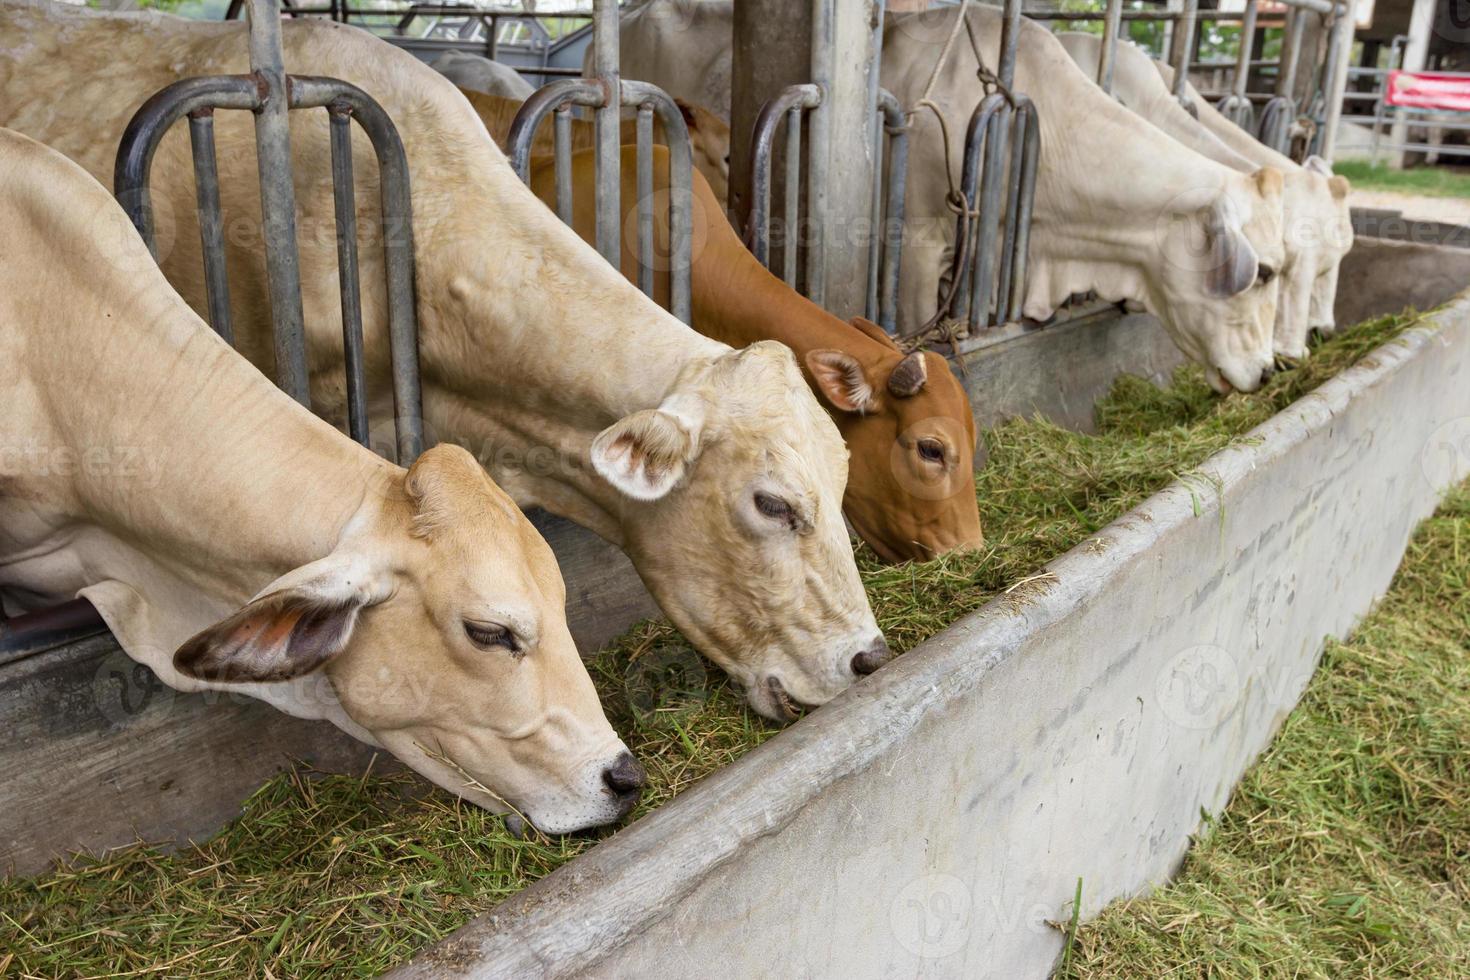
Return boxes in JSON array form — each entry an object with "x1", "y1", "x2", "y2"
[{"x1": 386, "y1": 301, "x2": 1470, "y2": 976}]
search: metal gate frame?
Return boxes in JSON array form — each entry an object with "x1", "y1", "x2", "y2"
[
  {"x1": 504, "y1": 0, "x2": 693, "y2": 325},
  {"x1": 1032, "y1": 0, "x2": 1349, "y2": 158},
  {"x1": 742, "y1": 82, "x2": 909, "y2": 335},
  {"x1": 114, "y1": 0, "x2": 425, "y2": 466}
]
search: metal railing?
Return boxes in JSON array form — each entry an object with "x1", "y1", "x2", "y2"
[
  {"x1": 224, "y1": 0, "x2": 593, "y2": 79},
  {"x1": 741, "y1": 83, "x2": 910, "y2": 334},
  {"x1": 1030, "y1": 0, "x2": 1352, "y2": 159},
  {"x1": 1340, "y1": 63, "x2": 1470, "y2": 163},
  {"x1": 950, "y1": 94, "x2": 1040, "y2": 332},
  {"x1": 914, "y1": 0, "x2": 1041, "y2": 334},
  {"x1": 504, "y1": 0, "x2": 693, "y2": 324},
  {"x1": 115, "y1": 0, "x2": 425, "y2": 465}
]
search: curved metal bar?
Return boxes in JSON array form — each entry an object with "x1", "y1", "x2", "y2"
[
  {"x1": 747, "y1": 83, "x2": 822, "y2": 271},
  {"x1": 949, "y1": 93, "x2": 1008, "y2": 327},
  {"x1": 1005, "y1": 97, "x2": 1040, "y2": 324},
  {"x1": 506, "y1": 77, "x2": 607, "y2": 181},
  {"x1": 291, "y1": 75, "x2": 427, "y2": 464},
  {"x1": 967, "y1": 103, "x2": 1012, "y2": 332},
  {"x1": 113, "y1": 75, "x2": 261, "y2": 252},
  {"x1": 186, "y1": 109, "x2": 235, "y2": 343},
  {"x1": 875, "y1": 89, "x2": 908, "y2": 335},
  {"x1": 328, "y1": 104, "x2": 370, "y2": 448},
  {"x1": 1217, "y1": 93, "x2": 1256, "y2": 132},
  {"x1": 1257, "y1": 96, "x2": 1295, "y2": 154},
  {"x1": 619, "y1": 79, "x2": 694, "y2": 324},
  {"x1": 635, "y1": 104, "x2": 656, "y2": 298},
  {"x1": 995, "y1": 104, "x2": 1029, "y2": 326}
]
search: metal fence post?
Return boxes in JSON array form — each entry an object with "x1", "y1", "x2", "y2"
[
  {"x1": 1171, "y1": 0, "x2": 1200, "y2": 106},
  {"x1": 1318, "y1": 1, "x2": 1357, "y2": 163},
  {"x1": 247, "y1": 0, "x2": 311, "y2": 406},
  {"x1": 591, "y1": 0, "x2": 621, "y2": 266},
  {"x1": 1098, "y1": 0, "x2": 1124, "y2": 95}
]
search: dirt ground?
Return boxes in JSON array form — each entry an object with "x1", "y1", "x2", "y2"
[{"x1": 1349, "y1": 188, "x2": 1470, "y2": 225}]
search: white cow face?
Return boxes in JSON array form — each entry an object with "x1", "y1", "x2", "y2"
[
  {"x1": 1153, "y1": 167, "x2": 1285, "y2": 393},
  {"x1": 590, "y1": 342, "x2": 888, "y2": 722},
  {"x1": 1308, "y1": 167, "x2": 1354, "y2": 337},
  {"x1": 1274, "y1": 164, "x2": 1355, "y2": 357},
  {"x1": 174, "y1": 446, "x2": 641, "y2": 835}
]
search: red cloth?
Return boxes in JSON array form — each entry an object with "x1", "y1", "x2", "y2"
[{"x1": 1386, "y1": 71, "x2": 1470, "y2": 112}]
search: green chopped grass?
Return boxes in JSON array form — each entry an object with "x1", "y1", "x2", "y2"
[
  {"x1": 0, "y1": 308, "x2": 1433, "y2": 977},
  {"x1": 1058, "y1": 483, "x2": 1470, "y2": 979},
  {"x1": 1335, "y1": 160, "x2": 1470, "y2": 200}
]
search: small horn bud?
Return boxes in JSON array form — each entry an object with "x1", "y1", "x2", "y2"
[{"x1": 886, "y1": 351, "x2": 928, "y2": 398}]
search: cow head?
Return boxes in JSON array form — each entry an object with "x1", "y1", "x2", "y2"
[
  {"x1": 590, "y1": 341, "x2": 888, "y2": 721},
  {"x1": 174, "y1": 445, "x2": 641, "y2": 834},
  {"x1": 1305, "y1": 158, "x2": 1354, "y2": 338},
  {"x1": 804, "y1": 318, "x2": 983, "y2": 562},
  {"x1": 1152, "y1": 166, "x2": 1285, "y2": 393},
  {"x1": 1272, "y1": 160, "x2": 1354, "y2": 357}
]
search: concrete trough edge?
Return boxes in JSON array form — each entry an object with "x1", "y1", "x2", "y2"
[{"x1": 390, "y1": 299, "x2": 1470, "y2": 979}]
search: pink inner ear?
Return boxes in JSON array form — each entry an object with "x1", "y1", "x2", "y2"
[
  {"x1": 806, "y1": 350, "x2": 872, "y2": 413},
  {"x1": 174, "y1": 593, "x2": 357, "y2": 684}
]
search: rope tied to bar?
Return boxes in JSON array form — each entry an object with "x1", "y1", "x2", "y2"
[{"x1": 899, "y1": 0, "x2": 1017, "y2": 341}]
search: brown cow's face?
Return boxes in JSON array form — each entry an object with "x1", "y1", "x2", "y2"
[
  {"x1": 806, "y1": 327, "x2": 983, "y2": 563},
  {"x1": 174, "y1": 446, "x2": 640, "y2": 834}
]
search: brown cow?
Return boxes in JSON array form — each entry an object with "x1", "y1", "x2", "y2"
[{"x1": 519, "y1": 142, "x2": 984, "y2": 563}]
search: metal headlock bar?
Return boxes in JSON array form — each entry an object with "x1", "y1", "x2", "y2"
[
  {"x1": 114, "y1": 0, "x2": 425, "y2": 465},
  {"x1": 505, "y1": 0, "x2": 693, "y2": 325},
  {"x1": 1032, "y1": 0, "x2": 1349, "y2": 154},
  {"x1": 950, "y1": 94, "x2": 1040, "y2": 333},
  {"x1": 741, "y1": 82, "x2": 910, "y2": 335}
]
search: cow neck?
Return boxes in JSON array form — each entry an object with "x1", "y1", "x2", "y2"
[
  {"x1": 690, "y1": 228, "x2": 892, "y2": 370},
  {"x1": 84, "y1": 285, "x2": 399, "y2": 601},
  {"x1": 412, "y1": 172, "x2": 728, "y2": 543}
]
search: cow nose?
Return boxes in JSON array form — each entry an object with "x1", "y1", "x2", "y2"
[
  {"x1": 851, "y1": 637, "x2": 893, "y2": 676},
  {"x1": 1260, "y1": 363, "x2": 1277, "y2": 385},
  {"x1": 602, "y1": 752, "x2": 647, "y2": 796}
]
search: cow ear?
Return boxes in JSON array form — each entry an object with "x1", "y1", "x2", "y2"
[
  {"x1": 886, "y1": 351, "x2": 929, "y2": 398},
  {"x1": 1303, "y1": 155, "x2": 1333, "y2": 177},
  {"x1": 1328, "y1": 175, "x2": 1350, "y2": 200},
  {"x1": 174, "y1": 555, "x2": 389, "y2": 684},
  {"x1": 848, "y1": 316, "x2": 902, "y2": 352},
  {"x1": 1201, "y1": 195, "x2": 1259, "y2": 298},
  {"x1": 591, "y1": 397, "x2": 705, "y2": 502},
  {"x1": 806, "y1": 349, "x2": 877, "y2": 414},
  {"x1": 1252, "y1": 166, "x2": 1283, "y2": 197}
]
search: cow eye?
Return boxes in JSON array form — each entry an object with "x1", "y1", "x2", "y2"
[
  {"x1": 1257, "y1": 263, "x2": 1276, "y2": 285},
  {"x1": 464, "y1": 621, "x2": 521, "y2": 656},
  {"x1": 754, "y1": 491, "x2": 796, "y2": 525},
  {"x1": 917, "y1": 439, "x2": 946, "y2": 464}
]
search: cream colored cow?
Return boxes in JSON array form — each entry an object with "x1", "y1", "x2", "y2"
[
  {"x1": 0, "y1": 1, "x2": 884, "y2": 722},
  {"x1": 1152, "y1": 57, "x2": 1354, "y2": 345},
  {"x1": 1059, "y1": 34, "x2": 1352, "y2": 360},
  {"x1": 0, "y1": 128, "x2": 639, "y2": 834},
  {"x1": 885, "y1": 7, "x2": 1285, "y2": 394}
]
